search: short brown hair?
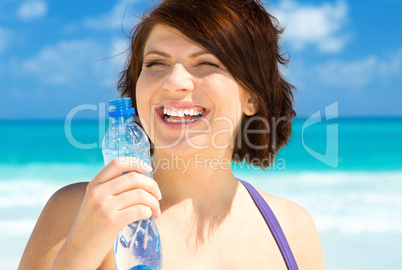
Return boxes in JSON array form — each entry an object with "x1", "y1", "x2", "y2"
[{"x1": 118, "y1": 0, "x2": 296, "y2": 168}]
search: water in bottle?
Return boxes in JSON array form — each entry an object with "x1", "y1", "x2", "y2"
[{"x1": 102, "y1": 98, "x2": 162, "y2": 270}]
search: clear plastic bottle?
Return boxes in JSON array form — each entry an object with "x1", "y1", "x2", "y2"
[{"x1": 102, "y1": 98, "x2": 162, "y2": 270}]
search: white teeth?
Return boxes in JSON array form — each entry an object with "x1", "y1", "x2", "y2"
[{"x1": 163, "y1": 107, "x2": 204, "y2": 117}]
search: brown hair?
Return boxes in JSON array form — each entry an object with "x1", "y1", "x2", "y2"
[{"x1": 118, "y1": 0, "x2": 296, "y2": 168}]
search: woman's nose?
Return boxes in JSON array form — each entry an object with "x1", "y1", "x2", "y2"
[{"x1": 162, "y1": 64, "x2": 194, "y2": 93}]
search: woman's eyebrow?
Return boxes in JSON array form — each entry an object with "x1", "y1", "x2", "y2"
[
  {"x1": 144, "y1": 50, "x2": 170, "y2": 58},
  {"x1": 144, "y1": 49, "x2": 212, "y2": 58},
  {"x1": 189, "y1": 51, "x2": 211, "y2": 58}
]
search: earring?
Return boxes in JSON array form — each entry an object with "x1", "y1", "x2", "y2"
[{"x1": 249, "y1": 107, "x2": 253, "y2": 111}]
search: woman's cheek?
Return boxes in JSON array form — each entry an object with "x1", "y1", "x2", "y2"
[{"x1": 135, "y1": 90, "x2": 151, "y2": 134}]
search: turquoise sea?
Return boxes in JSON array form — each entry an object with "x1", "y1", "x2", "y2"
[{"x1": 1, "y1": 118, "x2": 401, "y2": 269}]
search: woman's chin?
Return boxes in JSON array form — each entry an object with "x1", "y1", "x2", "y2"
[{"x1": 153, "y1": 140, "x2": 209, "y2": 158}]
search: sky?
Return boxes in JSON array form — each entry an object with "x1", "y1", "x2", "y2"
[{"x1": 0, "y1": 0, "x2": 401, "y2": 119}]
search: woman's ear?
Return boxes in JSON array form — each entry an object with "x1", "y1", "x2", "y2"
[{"x1": 244, "y1": 95, "x2": 259, "y2": 116}]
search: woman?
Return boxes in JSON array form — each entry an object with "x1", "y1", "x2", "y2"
[{"x1": 19, "y1": 0, "x2": 324, "y2": 269}]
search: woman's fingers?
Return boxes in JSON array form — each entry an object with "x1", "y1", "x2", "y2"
[
  {"x1": 117, "y1": 205, "x2": 154, "y2": 225},
  {"x1": 91, "y1": 157, "x2": 152, "y2": 186},
  {"x1": 103, "y1": 172, "x2": 162, "y2": 201},
  {"x1": 112, "y1": 188, "x2": 161, "y2": 217}
]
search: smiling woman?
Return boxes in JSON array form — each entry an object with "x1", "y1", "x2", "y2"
[{"x1": 18, "y1": 0, "x2": 324, "y2": 269}]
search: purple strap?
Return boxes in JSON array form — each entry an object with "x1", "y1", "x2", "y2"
[{"x1": 239, "y1": 179, "x2": 299, "y2": 270}]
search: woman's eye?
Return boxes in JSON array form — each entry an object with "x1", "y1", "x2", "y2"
[
  {"x1": 144, "y1": 61, "x2": 165, "y2": 68},
  {"x1": 198, "y1": 62, "x2": 220, "y2": 68}
]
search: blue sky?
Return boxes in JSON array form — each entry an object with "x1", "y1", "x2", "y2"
[{"x1": 0, "y1": 0, "x2": 401, "y2": 119}]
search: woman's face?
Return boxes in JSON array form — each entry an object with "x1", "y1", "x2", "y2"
[{"x1": 136, "y1": 24, "x2": 254, "y2": 158}]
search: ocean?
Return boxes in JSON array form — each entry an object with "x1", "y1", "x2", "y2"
[{"x1": 0, "y1": 117, "x2": 401, "y2": 270}]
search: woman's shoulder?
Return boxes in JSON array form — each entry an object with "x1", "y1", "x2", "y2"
[
  {"x1": 257, "y1": 188, "x2": 325, "y2": 269},
  {"x1": 50, "y1": 182, "x2": 88, "y2": 204},
  {"x1": 43, "y1": 182, "x2": 88, "y2": 217},
  {"x1": 41, "y1": 182, "x2": 88, "y2": 228},
  {"x1": 258, "y1": 189, "x2": 311, "y2": 224},
  {"x1": 33, "y1": 179, "x2": 88, "y2": 227},
  {"x1": 37, "y1": 181, "x2": 88, "y2": 232}
]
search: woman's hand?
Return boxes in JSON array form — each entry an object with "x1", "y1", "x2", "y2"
[{"x1": 51, "y1": 157, "x2": 162, "y2": 270}]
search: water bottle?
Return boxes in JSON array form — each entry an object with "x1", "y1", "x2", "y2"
[{"x1": 102, "y1": 98, "x2": 162, "y2": 270}]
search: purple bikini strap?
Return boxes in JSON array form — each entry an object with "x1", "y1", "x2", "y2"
[{"x1": 239, "y1": 179, "x2": 299, "y2": 270}]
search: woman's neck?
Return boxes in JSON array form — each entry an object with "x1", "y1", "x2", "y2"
[
  {"x1": 151, "y1": 150, "x2": 238, "y2": 206},
  {"x1": 152, "y1": 150, "x2": 243, "y2": 247}
]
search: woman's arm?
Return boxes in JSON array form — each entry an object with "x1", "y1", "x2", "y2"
[{"x1": 19, "y1": 157, "x2": 162, "y2": 270}]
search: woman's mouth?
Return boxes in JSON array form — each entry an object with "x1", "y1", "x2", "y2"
[{"x1": 156, "y1": 104, "x2": 208, "y2": 128}]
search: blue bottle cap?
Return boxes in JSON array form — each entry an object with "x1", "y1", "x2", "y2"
[{"x1": 108, "y1": 98, "x2": 135, "y2": 117}]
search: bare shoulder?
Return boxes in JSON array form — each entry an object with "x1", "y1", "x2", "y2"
[
  {"x1": 49, "y1": 182, "x2": 88, "y2": 209},
  {"x1": 19, "y1": 182, "x2": 88, "y2": 269},
  {"x1": 258, "y1": 189, "x2": 325, "y2": 270},
  {"x1": 37, "y1": 182, "x2": 88, "y2": 226}
]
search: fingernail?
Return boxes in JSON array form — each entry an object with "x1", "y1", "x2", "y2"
[{"x1": 158, "y1": 190, "x2": 162, "y2": 200}]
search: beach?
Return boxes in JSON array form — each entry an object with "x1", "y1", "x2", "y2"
[{"x1": 1, "y1": 118, "x2": 401, "y2": 269}]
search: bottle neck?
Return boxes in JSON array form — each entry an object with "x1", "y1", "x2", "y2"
[{"x1": 109, "y1": 114, "x2": 133, "y2": 124}]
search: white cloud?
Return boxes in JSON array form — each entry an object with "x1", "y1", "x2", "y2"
[
  {"x1": 313, "y1": 56, "x2": 378, "y2": 88},
  {"x1": 0, "y1": 27, "x2": 12, "y2": 54},
  {"x1": 83, "y1": 0, "x2": 143, "y2": 31},
  {"x1": 1, "y1": 38, "x2": 123, "y2": 119},
  {"x1": 271, "y1": 0, "x2": 351, "y2": 53},
  {"x1": 316, "y1": 49, "x2": 402, "y2": 88},
  {"x1": 17, "y1": 0, "x2": 47, "y2": 21},
  {"x1": 21, "y1": 39, "x2": 113, "y2": 85},
  {"x1": 288, "y1": 47, "x2": 402, "y2": 91}
]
